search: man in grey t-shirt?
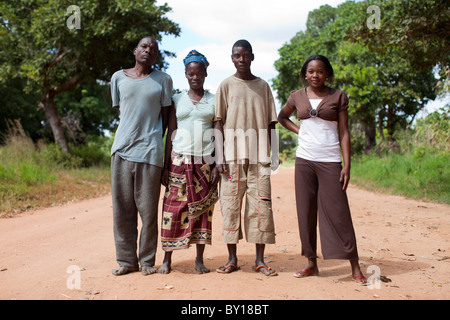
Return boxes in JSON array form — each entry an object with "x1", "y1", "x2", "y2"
[{"x1": 110, "y1": 36, "x2": 173, "y2": 276}]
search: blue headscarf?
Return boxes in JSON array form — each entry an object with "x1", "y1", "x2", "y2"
[{"x1": 183, "y1": 50, "x2": 209, "y2": 69}]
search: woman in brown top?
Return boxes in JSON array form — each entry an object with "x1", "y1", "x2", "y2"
[{"x1": 277, "y1": 55, "x2": 367, "y2": 285}]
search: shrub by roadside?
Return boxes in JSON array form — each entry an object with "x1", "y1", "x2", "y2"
[
  {"x1": 0, "y1": 122, "x2": 112, "y2": 216},
  {"x1": 351, "y1": 107, "x2": 449, "y2": 204}
]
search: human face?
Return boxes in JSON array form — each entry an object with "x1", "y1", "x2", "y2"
[
  {"x1": 305, "y1": 59, "x2": 329, "y2": 89},
  {"x1": 231, "y1": 46, "x2": 254, "y2": 74},
  {"x1": 134, "y1": 38, "x2": 159, "y2": 66},
  {"x1": 185, "y1": 62, "x2": 207, "y2": 91}
]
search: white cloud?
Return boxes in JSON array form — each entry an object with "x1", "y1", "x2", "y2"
[
  {"x1": 174, "y1": 40, "x2": 278, "y2": 74},
  {"x1": 157, "y1": 0, "x2": 346, "y2": 103},
  {"x1": 162, "y1": 0, "x2": 344, "y2": 43}
]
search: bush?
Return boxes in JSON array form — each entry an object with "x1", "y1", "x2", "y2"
[
  {"x1": 71, "y1": 140, "x2": 110, "y2": 167},
  {"x1": 38, "y1": 142, "x2": 82, "y2": 168},
  {"x1": 352, "y1": 106, "x2": 449, "y2": 204},
  {"x1": 0, "y1": 123, "x2": 56, "y2": 204},
  {"x1": 38, "y1": 135, "x2": 113, "y2": 168},
  {"x1": 396, "y1": 106, "x2": 449, "y2": 155},
  {"x1": 0, "y1": 121, "x2": 112, "y2": 214}
]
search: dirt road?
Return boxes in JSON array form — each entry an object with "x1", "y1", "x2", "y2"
[{"x1": 0, "y1": 167, "x2": 449, "y2": 300}]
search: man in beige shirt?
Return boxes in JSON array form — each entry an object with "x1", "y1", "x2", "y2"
[{"x1": 214, "y1": 39, "x2": 278, "y2": 277}]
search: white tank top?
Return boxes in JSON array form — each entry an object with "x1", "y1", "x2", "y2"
[{"x1": 296, "y1": 99, "x2": 342, "y2": 163}]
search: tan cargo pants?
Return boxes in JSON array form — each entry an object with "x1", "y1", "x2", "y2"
[{"x1": 219, "y1": 160, "x2": 275, "y2": 244}]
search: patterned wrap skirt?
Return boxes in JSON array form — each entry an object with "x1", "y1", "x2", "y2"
[{"x1": 161, "y1": 153, "x2": 218, "y2": 251}]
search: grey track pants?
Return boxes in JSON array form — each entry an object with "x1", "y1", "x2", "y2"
[{"x1": 111, "y1": 154, "x2": 162, "y2": 268}]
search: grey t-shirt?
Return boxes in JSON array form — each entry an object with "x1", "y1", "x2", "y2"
[{"x1": 110, "y1": 69, "x2": 173, "y2": 167}]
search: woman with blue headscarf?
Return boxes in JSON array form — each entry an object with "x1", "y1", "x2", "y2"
[{"x1": 158, "y1": 50, "x2": 219, "y2": 274}]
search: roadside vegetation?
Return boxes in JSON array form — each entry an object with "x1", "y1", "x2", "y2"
[
  {"x1": 0, "y1": 0, "x2": 448, "y2": 216},
  {"x1": 278, "y1": 106, "x2": 449, "y2": 204},
  {"x1": 351, "y1": 107, "x2": 449, "y2": 204},
  {"x1": 2, "y1": 106, "x2": 447, "y2": 217},
  {"x1": 0, "y1": 121, "x2": 112, "y2": 216}
]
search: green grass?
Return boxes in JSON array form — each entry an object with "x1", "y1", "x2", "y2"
[
  {"x1": 277, "y1": 107, "x2": 450, "y2": 205},
  {"x1": 350, "y1": 107, "x2": 449, "y2": 204},
  {"x1": 0, "y1": 123, "x2": 112, "y2": 216},
  {"x1": 351, "y1": 152, "x2": 449, "y2": 204},
  {"x1": 1, "y1": 107, "x2": 448, "y2": 216}
]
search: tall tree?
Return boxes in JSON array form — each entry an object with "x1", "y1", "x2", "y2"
[
  {"x1": 351, "y1": 0, "x2": 449, "y2": 86},
  {"x1": 0, "y1": 78, "x2": 44, "y2": 142},
  {"x1": 0, "y1": 0, "x2": 180, "y2": 153},
  {"x1": 273, "y1": 0, "x2": 439, "y2": 154}
]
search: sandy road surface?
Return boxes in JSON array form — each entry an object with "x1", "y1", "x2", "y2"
[{"x1": 0, "y1": 167, "x2": 449, "y2": 300}]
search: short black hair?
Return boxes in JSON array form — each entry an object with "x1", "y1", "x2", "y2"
[
  {"x1": 136, "y1": 36, "x2": 157, "y2": 48},
  {"x1": 300, "y1": 54, "x2": 335, "y2": 86},
  {"x1": 232, "y1": 39, "x2": 253, "y2": 54}
]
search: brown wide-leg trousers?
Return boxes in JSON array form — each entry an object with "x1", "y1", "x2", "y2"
[{"x1": 295, "y1": 157, "x2": 359, "y2": 260}]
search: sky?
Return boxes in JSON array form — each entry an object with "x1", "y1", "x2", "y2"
[
  {"x1": 155, "y1": 0, "x2": 345, "y2": 110},
  {"x1": 155, "y1": 0, "x2": 448, "y2": 114}
]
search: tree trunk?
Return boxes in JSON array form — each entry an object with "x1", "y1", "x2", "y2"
[
  {"x1": 363, "y1": 122, "x2": 376, "y2": 155},
  {"x1": 39, "y1": 92, "x2": 70, "y2": 154},
  {"x1": 378, "y1": 109, "x2": 385, "y2": 142},
  {"x1": 386, "y1": 105, "x2": 396, "y2": 143}
]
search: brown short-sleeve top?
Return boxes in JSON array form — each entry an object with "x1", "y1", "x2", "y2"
[{"x1": 286, "y1": 87, "x2": 349, "y2": 121}]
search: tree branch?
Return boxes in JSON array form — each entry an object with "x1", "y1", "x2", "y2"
[
  {"x1": 55, "y1": 73, "x2": 83, "y2": 95},
  {"x1": 42, "y1": 45, "x2": 71, "y2": 72}
]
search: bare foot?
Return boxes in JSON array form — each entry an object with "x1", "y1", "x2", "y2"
[
  {"x1": 111, "y1": 266, "x2": 138, "y2": 276},
  {"x1": 141, "y1": 266, "x2": 157, "y2": 276},
  {"x1": 158, "y1": 262, "x2": 171, "y2": 274},
  {"x1": 195, "y1": 258, "x2": 210, "y2": 274}
]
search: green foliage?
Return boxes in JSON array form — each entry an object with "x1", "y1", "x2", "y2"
[
  {"x1": 0, "y1": 121, "x2": 113, "y2": 213},
  {"x1": 351, "y1": 0, "x2": 449, "y2": 78},
  {"x1": 0, "y1": 123, "x2": 57, "y2": 196},
  {"x1": 0, "y1": 79, "x2": 44, "y2": 141},
  {"x1": 70, "y1": 135, "x2": 114, "y2": 167},
  {"x1": 0, "y1": 80, "x2": 118, "y2": 145},
  {"x1": 38, "y1": 142, "x2": 81, "y2": 168},
  {"x1": 55, "y1": 81, "x2": 118, "y2": 141},
  {"x1": 273, "y1": 0, "x2": 442, "y2": 154},
  {"x1": 352, "y1": 107, "x2": 450, "y2": 204},
  {"x1": 411, "y1": 107, "x2": 449, "y2": 153},
  {"x1": 0, "y1": 0, "x2": 180, "y2": 152},
  {"x1": 0, "y1": 0, "x2": 181, "y2": 89},
  {"x1": 0, "y1": 121, "x2": 111, "y2": 182},
  {"x1": 276, "y1": 123, "x2": 297, "y2": 163},
  {"x1": 352, "y1": 152, "x2": 449, "y2": 204}
]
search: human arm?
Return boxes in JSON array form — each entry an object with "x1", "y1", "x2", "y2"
[
  {"x1": 338, "y1": 108, "x2": 351, "y2": 191},
  {"x1": 277, "y1": 104, "x2": 299, "y2": 134},
  {"x1": 213, "y1": 120, "x2": 227, "y2": 174},
  {"x1": 161, "y1": 105, "x2": 170, "y2": 138},
  {"x1": 161, "y1": 74, "x2": 173, "y2": 138},
  {"x1": 268, "y1": 121, "x2": 279, "y2": 171},
  {"x1": 210, "y1": 166, "x2": 220, "y2": 187},
  {"x1": 209, "y1": 132, "x2": 220, "y2": 187},
  {"x1": 161, "y1": 103, "x2": 176, "y2": 187}
]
